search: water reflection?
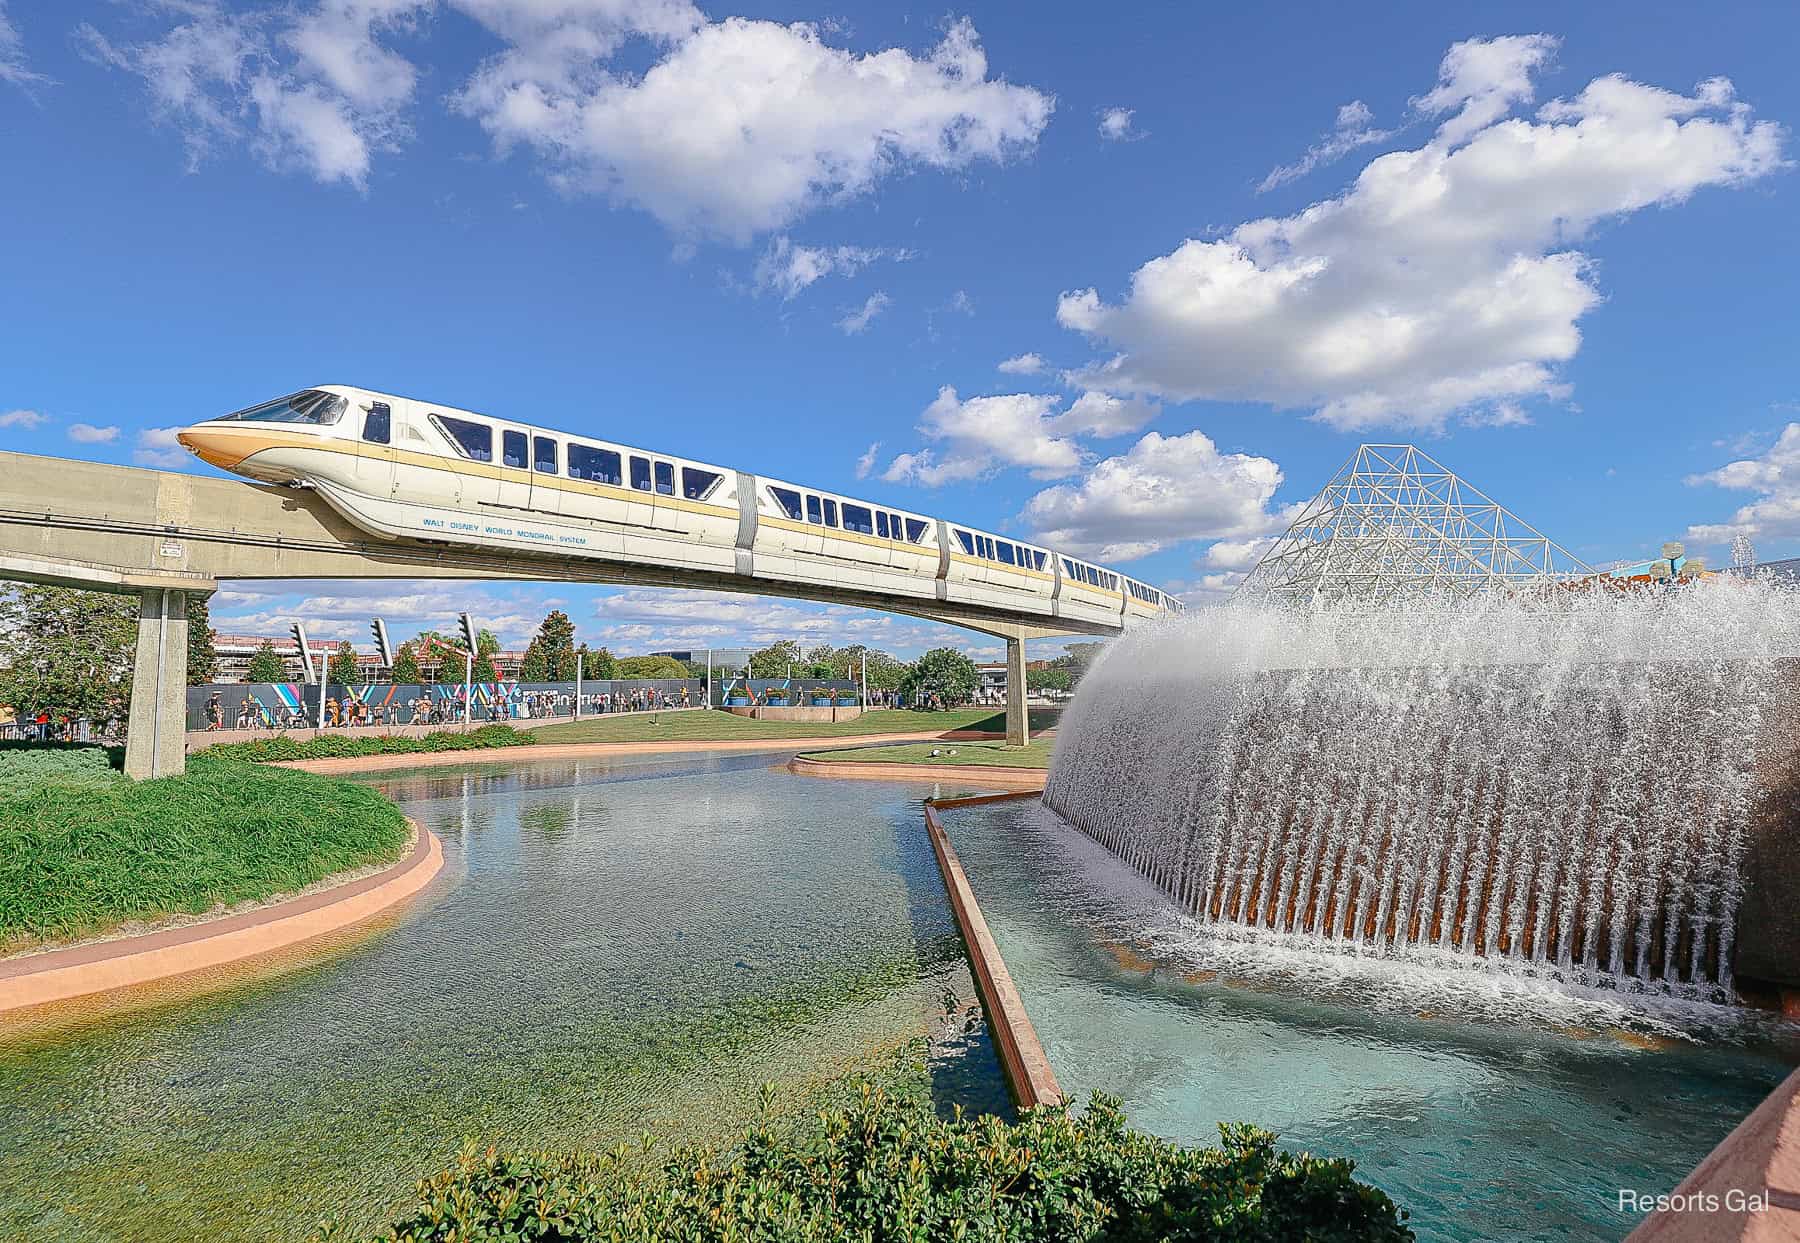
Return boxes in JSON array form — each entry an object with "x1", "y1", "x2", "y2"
[{"x1": 0, "y1": 758, "x2": 1008, "y2": 1243}]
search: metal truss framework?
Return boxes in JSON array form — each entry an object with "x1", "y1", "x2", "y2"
[{"x1": 1237, "y1": 444, "x2": 1592, "y2": 604}]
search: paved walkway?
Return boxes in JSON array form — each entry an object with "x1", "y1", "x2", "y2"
[{"x1": 277, "y1": 730, "x2": 1012, "y2": 774}]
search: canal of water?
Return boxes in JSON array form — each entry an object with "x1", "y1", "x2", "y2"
[
  {"x1": 0, "y1": 754, "x2": 1009, "y2": 1242},
  {"x1": 937, "y1": 796, "x2": 1800, "y2": 1243},
  {"x1": 4, "y1": 754, "x2": 1797, "y2": 1242}
]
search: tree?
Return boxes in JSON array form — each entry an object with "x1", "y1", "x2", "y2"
[
  {"x1": 899, "y1": 647, "x2": 979, "y2": 707},
  {"x1": 471, "y1": 628, "x2": 500, "y2": 682},
  {"x1": 327, "y1": 641, "x2": 359, "y2": 686},
  {"x1": 527, "y1": 609, "x2": 579, "y2": 681},
  {"x1": 1050, "y1": 641, "x2": 1107, "y2": 690},
  {"x1": 245, "y1": 641, "x2": 285, "y2": 683},
  {"x1": 748, "y1": 640, "x2": 803, "y2": 679},
  {"x1": 518, "y1": 636, "x2": 549, "y2": 682},
  {"x1": 390, "y1": 641, "x2": 423, "y2": 684},
  {"x1": 1027, "y1": 666, "x2": 1072, "y2": 695},
  {"x1": 186, "y1": 595, "x2": 217, "y2": 686},
  {"x1": 0, "y1": 584, "x2": 139, "y2": 723},
  {"x1": 581, "y1": 645, "x2": 618, "y2": 680},
  {"x1": 615, "y1": 654, "x2": 690, "y2": 679}
]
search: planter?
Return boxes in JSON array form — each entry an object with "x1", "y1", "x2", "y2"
[
  {"x1": 724, "y1": 696, "x2": 750, "y2": 707},
  {"x1": 810, "y1": 697, "x2": 834, "y2": 706}
]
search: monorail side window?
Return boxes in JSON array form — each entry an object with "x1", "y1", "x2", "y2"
[
  {"x1": 1032, "y1": 551, "x2": 1047, "y2": 571},
  {"x1": 806, "y1": 495, "x2": 823, "y2": 524},
  {"x1": 534, "y1": 437, "x2": 558, "y2": 474},
  {"x1": 361, "y1": 402, "x2": 390, "y2": 445},
  {"x1": 996, "y1": 542, "x2": 1016, "y2": 566},
  {"x1": 823, "y1": 499, "x2": 838, "y2": 527},
  {"x1": 842, "y1": 503, "x2": 873, "y2": 534},
  {"x1": 568, "y1": 444, "x2": 621, "y2": 484},
  {"x1": 876, "y1": 512, "x2": 890, "y2": 538},
  {"x1": 955, "y1": 530, "x2": 975, "y2": 555},
  {"x1": 905, "y1": 518, "x2": 929, "y2": 543},
  {"x1": 629, "y1": 456, "x2": 652, "y2": 491},
  {"x1": 503, "y1": 431, "x2": 528, "y2": 469},
  {"x1": 654, "y1": 461, "x2": 674, "y2": 496},
  {"x1": 683, "y1": 468, "x2": 723, "y2": 500},
  {"x1": 890, "y1": 514, "x2": 903, "y2": 540},
  {"x1": 770, "y1": 487, "x2": 803, "y2": 520},
  {"x1": 433, "y1": 414, "x2": 493, "y2": 462}
]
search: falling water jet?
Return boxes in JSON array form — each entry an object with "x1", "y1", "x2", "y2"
[{"x1": 1041, "y1": 582, "x2": 1800, "y2": 1004}]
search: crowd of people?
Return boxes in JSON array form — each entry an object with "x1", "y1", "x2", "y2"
[{"x1": 199, "y1": 683, "x2": 704, "y2": 731}]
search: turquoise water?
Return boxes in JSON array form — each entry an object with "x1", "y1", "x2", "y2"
[
  {"x1": 940, "y1": 797, "x2": 1800, "y2": 1243},
  {"x1": 0, "y1": 755, "x2": 1009, "y2": 1242}
]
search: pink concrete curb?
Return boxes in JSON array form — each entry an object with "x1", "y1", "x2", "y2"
[
  {"x1": 787, "y1": 756, "x2": 1047, "y2": 789},
  {"x1": 274, "y1": 731, "x2": 1010, "y2": 775},
  {"x1": 1626, "y1": 1064, "x2": 1800, "y2": 1241},
  {"x1": 924, "y1": 793, "x2": 1063, "y2": 1110},
  {"x1": 0, "y1": 823, "x2": 443, "y2": 1013}
]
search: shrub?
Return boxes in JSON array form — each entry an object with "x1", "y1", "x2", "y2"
[
  {"x1": 324, "y1": 1082, "x2": 1411, "y2": 1242},
  {"x1": 0, "y1": 742, "x2": 123, "y2": 787},
  {"x1": 200, "y1": 724, "x2": 533, "y2": 763}
]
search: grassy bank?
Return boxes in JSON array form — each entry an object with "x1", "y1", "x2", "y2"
[
  {"x1": 199, "y1": 723, "x2": 533, "y2": 763},
  {"x1": 799, "y1": 736, "x2": 1055, "y2": 768},
  {"x1": 531, "y1": 705, "x2": 1061, "y2": 745},
  {"x1": 0, "y1": 745, "x2": 410, "y2": 952}
]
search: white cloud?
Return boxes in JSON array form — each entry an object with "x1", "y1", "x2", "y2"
[
  {"x1": 1058, "y1": 36, "x2": 1787, "y2": 433},
  {"x1": 1686, "y1": 424, "x2": 1800, "y2": 543},
  {"x1": 854, "y1": 441, "x2": 880, "y2": 479},
  {"x1": 1052, "y1": 390, "x2": 1157, "y2": 438},
  {"x1": 134, "y1": 426, "x2": 190, "y2": 468},
  {"x1": 836, "y1": 290, "x2": 890, "y2": 334},
  {"x1": 1097, "y1": 106, "x2": 1141, "y2": 142},
  {"x1": 584, "y1": 587, "x2": 1002, "y2": 658},
  {"x1": 79, "y1": 0, "x2": 429, "y2": 186},
  {"x1": 457, "y1": 15, "x2": 1052, "y2": 242},
  {"x1": 1259, "y1": 99, "x2": 1392, "y2": 192},
  {"x1": 1202, "y1": 537, "x2": 1275, "y2": 570},
  {"x1": 751, "y1": 236, "x2": 911, "y2": 299},
  {"x1": 882, "y1": 386, "x2": 1081, "y2": 486},
  {"x1": 1411, "y1": 32, "x2": 1558, "y2": 146},
  {"x1": 0, "y1": 0, "x2": 48, "y2": 92},
  {"x1": 996, "y1": 352, "x2": 1046, "y2": 375},
  {"x1": 0, "y1": 408, "x2": 47, "y2": 430},
  {"x1": 1021, "y1": 429, "x2": 1285, "y2": 560},
  {"x1": 67, "y1": 423, "x2": 120, "y2": 444}
]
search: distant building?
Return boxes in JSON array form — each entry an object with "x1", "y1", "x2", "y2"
[
  {"x1": 976, "y1": 662, "x2": 1009, "y2": 703},
  {"x1": 653, "y1": 648, "x2": 755, "y2": 671}
]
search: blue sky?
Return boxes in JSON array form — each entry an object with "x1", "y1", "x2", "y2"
[{"x1": 3, "y1": 1, "x2": 1797, "y2": 657}]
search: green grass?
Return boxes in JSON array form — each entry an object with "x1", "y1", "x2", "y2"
[
  {"x1": 530, "y1": 706, "x2": 1061, "y2": 745},
  {"x1": 198, "y1": 723, "x2": 533, "y2": 763},
  {"x1": 798, "y1": 736, "x2": 1055, "y2": 769},
  {"x1": 0, "y1": 748, "x2": 410, "y2": 951}
]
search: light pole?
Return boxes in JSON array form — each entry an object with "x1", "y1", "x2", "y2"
[
  {"x1": 705, "y1": 648, "x2": 713, "y2": 708},
  {"x1": 457, "y1": 613, "x2": 478, "y2": 728}
]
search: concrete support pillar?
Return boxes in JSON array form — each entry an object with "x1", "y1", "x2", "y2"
[
  {"x1": 124, "y1": 587, "x2": 193, "y2": 780},
  {"x1": 1005, "y1": 635, "x2": 1029, "y2": 748}
]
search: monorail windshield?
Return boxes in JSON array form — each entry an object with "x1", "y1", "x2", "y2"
[{"x1": 219, "y1": 389, "x2": 347, "y2": 425}]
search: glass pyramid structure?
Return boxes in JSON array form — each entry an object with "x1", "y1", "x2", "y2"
[{"x1": 1237, "y1": 444, "x2": 1591, "y2": 604}]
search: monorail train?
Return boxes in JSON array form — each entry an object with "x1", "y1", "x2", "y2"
[{"x1": 176, "y1": 385, "x2": 1182, "y2": 627}]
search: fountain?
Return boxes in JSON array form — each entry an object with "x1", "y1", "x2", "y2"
[{"x1": 1044, "y1": 579, "x2": 1800, "y2": 1003}]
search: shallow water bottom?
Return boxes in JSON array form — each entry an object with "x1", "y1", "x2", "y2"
[
  {"x1": 0, "y1": 754, "x2": 1012, "y2": 1242},
  {"x1": 939, "y1": 797, "x2": 1800, "y2": 1243}
]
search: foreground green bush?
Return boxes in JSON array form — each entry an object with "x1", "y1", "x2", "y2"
[
  {"x1": 0, "y1": 753, "x2": 410, "y2": 948},
  {"x1": 201, "y1": 723, "x2": 533, "y2": 763},
  {"x1": 330, "y1": 1082, "x2": 1411, "y2": 1242}
]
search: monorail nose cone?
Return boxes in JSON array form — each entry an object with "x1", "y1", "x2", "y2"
[{"x1": 177, "y1": 428, "x2": 251, "y2": 471}]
